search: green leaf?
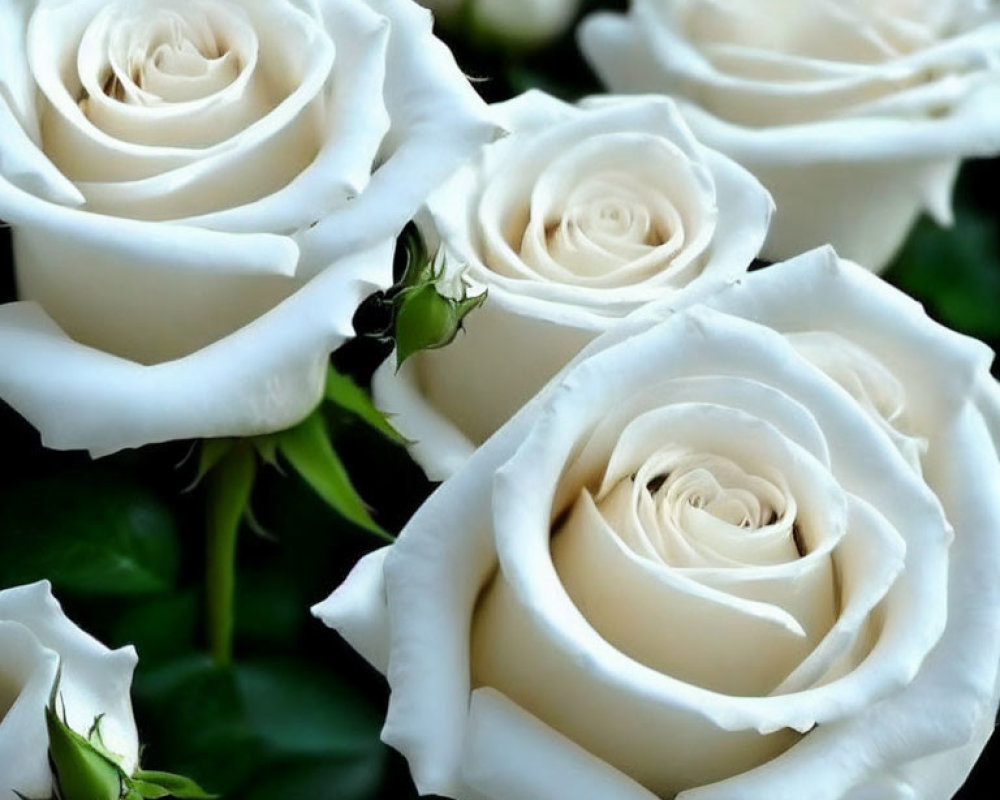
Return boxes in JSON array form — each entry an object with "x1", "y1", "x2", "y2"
[
  {"x1": 46, "y1": 706, "x2": 123, "y2": 800},
  {"x1": 324, "y1": 366, "x2": 405, "y2": 444},
  {"x1": 235, "y1": 659, "x2": 386, "y2": 800},
  {"x1": 129, "y1": 781, "x2": 170, "y2": 799},
  {"x1": 133, "y1": 657, "x2": 387, "y2": 799},
  {"x1": 106, "y1": 591, "x2": 200, "y2": 666},
  {"x1": 235, "y1": 570, "x2": 302, "y2": 649},
  {"x1": 885, "y1": 208, "x2": 1000, "y2": 340},
  {"x1": 133, "y1": 656, "x2": 261, "y2": 795},
  {"x1": 276, "y1": 412, "x2": 389, "y2": 540},
  {"x1": 239, "y1": 759, "x2": 385, "y2": 800},
  {"x1": 0, "y1": 470, "x2": 181, "y2": 596},
  {"x1": 234, "y1": 660, "x2": 384, "y2": 761},
  {"x1": 131, "y1": 771, "x2": 217, "y2": 799}
]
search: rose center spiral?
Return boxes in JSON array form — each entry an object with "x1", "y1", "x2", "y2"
[
  {"x1": 619, "y1": 449, "x2": 800, "y2": 569},
  {"x1": 99, "y1": 6, "x2": 243, "y2": 105}
]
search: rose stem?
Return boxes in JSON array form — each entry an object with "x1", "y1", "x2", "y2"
[{"x1": 204, "y1": 443, "x2": 256, "y2": 666}]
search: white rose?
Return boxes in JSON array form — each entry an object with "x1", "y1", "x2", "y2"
[
  {"x1": 0, "y1": 581, "x2": 139, "y2": 799},
  {"x1": 581, "y1": 0, "x2": 1000, "y2": 272},
  {"x1": 373, "y1": 90, "x2": 773, "y2": 479},
  {"x1": 0, "y1": 0, "x2": 497, "y2": 456},
  {"x1": 317, "y1": 247, "x2": 1000, "y2": 800},
  {"x1": 421, "y1": 0, "x2": 582, "y2": 49}
]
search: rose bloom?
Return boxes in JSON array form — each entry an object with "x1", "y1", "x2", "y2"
[
  {"x1": 0, "y1": 0, "x2": 496, "y2": 456},
  {"x1": 581, "y1": 0, "x2": 1000, "y2": 272},
  {"x1": 373, "y1": 90, "x2": 772, "y2": 479},
  {"x1": 318, "y1": 248, "x2": 1000, "y2": 800},
  {"x1": 1, "y1": 581, "x2": 138, "y2": 797}
]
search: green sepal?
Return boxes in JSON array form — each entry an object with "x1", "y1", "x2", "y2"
[
  {"x1": 132, "y1": 771, "x2": 217, "y2": 800},
  {"x1": 187, "y1": 439, "x2": 237, "y2": 491},
  {"x1": 250, "y1": 434, "x2": 281, "y2": 469},
  {"x1": 45, "y1": 706, "x2": 123, "y2": 800},
  {"x1": 276, "y1": 411, "x2": 391, "y2": 541},
  {"x1": 324, "y1": 366, "x2": 406, "y2": 445}
]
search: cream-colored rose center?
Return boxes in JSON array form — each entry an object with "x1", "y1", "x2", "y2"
[
  {"x1": 543, "y1": 435, "x2": 843, "y2": 696},
  {"x1": 482, "y1": 131, "x2": 718, "y2": 289},
  {"x1": 535, "y1": 174, "x2": 674, "y2": 278},
  {"x1": 94, "y1": 8, "x2": 242, "y2": 106},
  {"x1": 64, "y1": 0, "x2": 275, "y2": 156},
  {"x1": 32, "y1": 0, "x2": 329, "y2": 202},
  {"x1": 604, "y1": 450, "x2": 802, "y2": 569}
]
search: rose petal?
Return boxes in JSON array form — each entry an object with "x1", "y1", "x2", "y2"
[
  {"x1": 683, "y1": 248, "x2": 994, "y2": 435},
  {"x1": 0, "y1": 176, "x2": 302, "y2": 363},
  {"x1": 0, "y1": 96, "x2": 83, "y2": 206},
  {"x1": 0, "y1": 240, "x2": 392, "y2": 455},
  {"x1": 312, "y1": 547, "x2": 392, "y2": 674},
  {"x1": 410, "y1": 300, "x2": 596, "y2": 448},
  {"x1": 370, "y1": 356, "x2": 476, "y2": 483},
  {"x1": 0, "y1": 0, "x2": 82, "y2": 204},
  {"x1": 580, "y1": 5, "x2": 1000, "y2": 269},
  {"x1": 772, "y1": 497, "x2": 906, "y2": 694},
  {"x1": 459, "y1": 687, "x2": 659, "y2": 800},
  {"x1": 0, "y1": 622, "x2": 57, "y2": 798}
]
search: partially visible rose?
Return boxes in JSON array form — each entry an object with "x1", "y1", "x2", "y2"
[
  {"x1": 0, "y1": 581, "x2": 138, "y2": 799},
  {"x1": 0, "y1": 0, "x2": 497, "y2": 456},
  {"x1": 581, "y1": 0, "x2": 1000, "y2": 272},
  {"x1": 373, "y1": 90, "x2": 772, "y2": 480},
  {"x1": 318, "y1": 248, "x2": 1000, "y2": 800},
  {"x1": 421, "y1": 0, "x2": 582, "y2": 49}
]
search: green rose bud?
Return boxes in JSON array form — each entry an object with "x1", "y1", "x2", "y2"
[{"x1": 394, "y1": 280, "x2": 486, "y2": 367}]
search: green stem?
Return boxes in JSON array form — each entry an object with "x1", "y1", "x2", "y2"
[{"x1": 204, "y1": 443, "x2": 256, "y2": 666}]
